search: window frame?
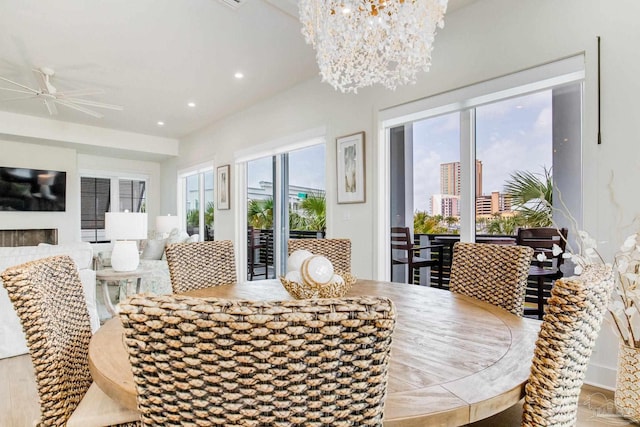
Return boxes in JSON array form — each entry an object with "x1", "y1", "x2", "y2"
[
  {"x1": 377, "y1": 55, "x2": 585, "y2": 281},
  {"x1": 79, "y1": 170, "x2": 149, "y2": 243},
  {"x1": 177, "y1": 162, "x2": 215, "y2": 241}
]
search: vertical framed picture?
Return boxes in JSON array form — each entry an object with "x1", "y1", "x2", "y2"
[
  {"x1": 336, "y1": 131, "x2": 365, "y2": 204},
  {"x1": 217, "y1": 164, "x2": 230, "y2": 210}
]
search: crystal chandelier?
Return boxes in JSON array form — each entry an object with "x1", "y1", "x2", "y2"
[{"x1": 299, "y1": 0, "x2": 448, "y2": 93}]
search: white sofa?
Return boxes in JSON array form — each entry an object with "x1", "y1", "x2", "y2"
[{"x1": 0, "y1": 242, "x2": 99, "y2": 359}]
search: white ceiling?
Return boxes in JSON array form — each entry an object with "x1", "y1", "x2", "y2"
[{"x1": 0, "y1": 0, "x2": 476, "y2": 140}]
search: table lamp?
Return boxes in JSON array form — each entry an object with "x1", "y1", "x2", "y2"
[
  {"x1": 105, "y1": 211, "x2": 148, "y2": 272},
  {"x1": 156, "y1": 214, "x2": 180, "y2": 238}
]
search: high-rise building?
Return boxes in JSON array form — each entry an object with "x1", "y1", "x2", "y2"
[
  {"x1": 440, "y1": 161, "x2": 483, "y2": 196},
  {"x1": 430, "y1": 194, "x2": 460, "y2": 217}
]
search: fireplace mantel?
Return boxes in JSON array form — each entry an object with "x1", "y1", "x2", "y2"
[{"x1": 0, "y1": 229, "x2": 58, "y2": 247}]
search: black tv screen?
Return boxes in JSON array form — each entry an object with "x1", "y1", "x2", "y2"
[{"x1": 0, "y1": 167, "x2": 66, "y2": 211}]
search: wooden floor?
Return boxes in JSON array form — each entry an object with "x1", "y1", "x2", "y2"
[{"x1": 1, "y1": 354, "x2": 637, "y2": 427}]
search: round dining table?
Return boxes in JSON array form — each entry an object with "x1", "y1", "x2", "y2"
[{"x1": 89, "y1": 279, "x2": 541, "y2": 426}]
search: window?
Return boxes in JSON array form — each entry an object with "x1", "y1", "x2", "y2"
[
  {"x1": 179, "y1": 166, "x2": 214, "y2": 241},
  {"x1": 80, "y1": 175, "x2": 147, "y2": 243},
  {"x1": 382, "y1": 56, "x2": 584, "y2": 281}
]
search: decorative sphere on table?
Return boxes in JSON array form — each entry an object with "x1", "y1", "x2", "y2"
[
  {"x1": 281, "y1": 250, "x2": 354, "y2": 299},
  {"x1": 300, "y1": 255, "x2": 334, "y2": 286},
  {"x1": 287, "y1": 249, "x2": 313, "y2": 273},
  {"x1": 285, "y1": 270, "x2": 302, "y2": 283}
]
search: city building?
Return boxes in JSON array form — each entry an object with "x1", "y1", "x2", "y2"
[{"x1": 440, "y1": 160, "x2": 483, "y2": 197}]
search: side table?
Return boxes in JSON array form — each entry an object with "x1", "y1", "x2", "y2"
[{"x1": 95, "y1": 268, "x2": 144, "y2": 318}]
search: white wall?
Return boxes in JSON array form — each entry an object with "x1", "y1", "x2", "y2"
[
  {"x1": 177, "y1": 0, "x2": 640, "y2": 388},
  {"x1": 0, "y1": 140, "x2": 79, "y2": 242}
]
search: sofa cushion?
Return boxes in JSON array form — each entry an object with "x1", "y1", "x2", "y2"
[{"x1": 140, "y1": 238, "x2": 167, "y2": 260}]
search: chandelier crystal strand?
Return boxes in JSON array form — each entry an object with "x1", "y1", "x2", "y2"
[{"x1": 299, "y1": 0, "x2": 448, "y2": 93}]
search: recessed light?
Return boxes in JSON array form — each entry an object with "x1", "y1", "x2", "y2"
[
  {"x1": 187, "y1": 102, "x2": 196, "y2": 108},
  {"x1": 234, "y1": 72, "x2": 244, "y2": 79},
  {"x1": 157, "y1": 121, "x2": 165, "y2": 126},
  {"x1": 515, "y1": 105, "x2": 524, "y2": 109}
]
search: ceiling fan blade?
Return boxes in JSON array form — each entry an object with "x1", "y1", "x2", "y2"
[
  {"x1": 0, "y1": 87, "x2": 36, "y2": 95},
  {"x1": 56, "y1": 88, "x2": 105, "y2": 98},
  {"x1": 44, "y1": 98, "x2": 58, "y2": 115},
  {"x1": 0, "y1": 95, "x2": 38, "y2": 102},
  {"x1": 54, "y1": 98, "x2": 103, "y2": 118},
  {"x1": 61, "y1": 97, "x2": 123, "y2": 111},
  {"x1": 32, "y1": 68, "x2": 48, "y2": 91},
  {"x1": 0, "y1": 76, "x2": 39, "y2": 94}
]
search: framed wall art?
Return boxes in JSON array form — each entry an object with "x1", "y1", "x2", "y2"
[
  {"x1": 336, "y1": 131, "x2": 365, "y2": 204},
  {"x1": 217, "y1": 164, "x2": 230, "y2": 210}
]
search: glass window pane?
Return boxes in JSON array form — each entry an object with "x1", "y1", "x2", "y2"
[
  {"x1": 81, "y1": 177, "x2": 110, "y2": 243},
  {"x1": 185, "y1": 174, "x2": 200, "y2": 236},
  {"x1": 247, "y1": 157, "x2": 275, "y2": 280},
  {"x1": 475, "y1": 90, "x2": 553, "y2": 238},
  {"x1": 204, "y1": 170, "x2": 214, "y2": 241},
  {"x1": 413, "y1": 112, "x2": 461, "y2": 236},
  {"x1": 288, "y1": 144, "x2": 326, "y2": 236},
  {"x1": 119, "y1": 179, "x2": 146, "y2": 213}
]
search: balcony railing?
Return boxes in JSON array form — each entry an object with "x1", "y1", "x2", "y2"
[{"x1": 247, "y1": 229, "x2": 325, "y2": 280}]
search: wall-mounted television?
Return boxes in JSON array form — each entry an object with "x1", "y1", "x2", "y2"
[{"x1": 0, "y1": 167, "x2": 66, "y2": 212}]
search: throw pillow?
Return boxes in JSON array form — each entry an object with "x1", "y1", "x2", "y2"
[
  {"x1": 140, "y1": 238, "x2": 167, "y2": 260},
  {"x1": 186, "y1": 234, "x2": 200, "y2": 243},
  {"x1": 166, "y1": 228, "x2": 190, "y2": 245}
]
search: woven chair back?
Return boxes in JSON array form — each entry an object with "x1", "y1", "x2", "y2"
[
  {"x1": 1, "y1": 255, "x2": 93, "y2": 426},
  {"x1": 119, "y1": 293, "x2": 396, "y2": 426},
  {"x1": 165, "y1": 240, "x2": 236, "y2": 293},
  {"x1": 522, "y1": 265, "x2": 613, "y2": 427},
  {"x1": 449, "y1": 242, "x2": 534, "y2": 316},
  {"x1": 288, "y1": 238, "x2": 351, "y2": 273}
]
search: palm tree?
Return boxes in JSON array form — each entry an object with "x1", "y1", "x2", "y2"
[
  {"x1": 300, "y1": 193, "x2": 326, "y2": 232},
  {"x1": 503, "y1": 167, "x2": 553, "y2": 227},
  {"x1": 248, "y1": 198, "x2": 273, "y2": 229},
  {"x1": 413, "y1": 211, "x2": 447, "y2": 235}
]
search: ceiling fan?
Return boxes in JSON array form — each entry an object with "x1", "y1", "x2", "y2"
[{"x1": 0, "y1": 67, "x2": 123, "y2": 118}]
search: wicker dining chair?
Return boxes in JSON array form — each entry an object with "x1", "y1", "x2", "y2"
[
  {"x1": 118, "y1": 293, "x2": 396, "y2": 426},
  {"x1": 0, "y1": 255, "x2": 140, "y2": 427},
  {"x1": 468, "y1": 264, "x2": 614, "y2": 427},
  {"x1": 288, "y1": 238, "x2": 352, "y2": 273},
  {"x1": 165, "y1": 240, "x2": 236, "y2": 293},
  {"x1": 449, "y1": 242, "x2": 534, "y2": 316}
]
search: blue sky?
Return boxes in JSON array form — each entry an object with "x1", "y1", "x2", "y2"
[{"x1": 413, "y1": 90, "x2": 553, "y2": 212}]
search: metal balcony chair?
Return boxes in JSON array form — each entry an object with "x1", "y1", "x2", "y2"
[
  {"x1": 390, "y1": 226, "x2": 444, "y2": 287},
  {"x1": 118, "y1": 293, "x2": 396, "y2": 426},
  {"x1": 516, "y1": 227, "x2": 568, "y2": 319},
  {"x1": 247, "y1": 226, "x2": 268, "y2": 280}
]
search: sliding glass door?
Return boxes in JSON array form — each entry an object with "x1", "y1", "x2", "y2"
[
  {"x1": 245, "y1": 144, "x2": 325, "y2": 281},
  {"x1": 388, "y1": 81, "x2": 583, "y2": 287}
]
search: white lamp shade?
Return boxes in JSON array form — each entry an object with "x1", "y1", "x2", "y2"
[
  {"x1": 156, "y1": 215, "x2": 180, "y2": 234},
  {"x1": 105, "y1": 212, "x2": 148, "y2": 241}
]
